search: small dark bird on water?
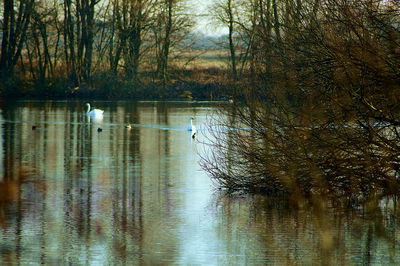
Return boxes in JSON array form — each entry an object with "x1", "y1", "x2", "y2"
[
  {"x1": 97, "y1": 128, "x2": 102, "y2": 132},
  {"x1": 32, "y1": 125, "x2": 37, "y2": 130}
]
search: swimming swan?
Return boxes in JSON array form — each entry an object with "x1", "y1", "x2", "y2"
[
  {"x1": 86, "y1": 103, "x2": 104, "y2": 117},
  {"x1": 187, "y1": 117, "x2": 197, "y2": 139}
]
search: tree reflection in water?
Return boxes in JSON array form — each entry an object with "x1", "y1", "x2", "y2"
[
  {"x1": 214, "y1": 193, "x2": 400, "y2": 265},
  {"x1": 0, "y1": 100, "x2": 399, "y2": 264}
]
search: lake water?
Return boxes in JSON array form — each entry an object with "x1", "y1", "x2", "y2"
[{"x1": 0, "y1": 100, "x2": 399, "y2": 265}]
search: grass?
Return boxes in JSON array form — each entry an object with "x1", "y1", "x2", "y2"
[{"x1": 172, "y1": 50, "x2": 230, "y2": 69}]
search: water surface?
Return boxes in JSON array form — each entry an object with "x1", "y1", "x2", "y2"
[{"x1": 0, "y1": 100, "x2": 399, "y2": 265}]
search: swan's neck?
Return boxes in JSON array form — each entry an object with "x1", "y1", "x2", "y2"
[{"x1": 86, "y1": 104, "x2": 91, "y2": 113}]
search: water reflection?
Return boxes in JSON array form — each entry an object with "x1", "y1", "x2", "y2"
[
  {"x1": 214, "y1": 194, "x2": 400, "y2": 265},
  {"x1": 0, "y1": 100, "x2": 399, "y2": 264}
]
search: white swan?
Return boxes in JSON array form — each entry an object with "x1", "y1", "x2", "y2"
[
  {"x1": 187, "y1": 117, "x2": 197, "y2": 139},
  {"x1": 86, "y1": 103, "x2": 104, "y2": 117}
]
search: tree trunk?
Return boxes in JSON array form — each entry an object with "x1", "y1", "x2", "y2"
[
  {"x1": 64, "y1": 0, "x2": 78, "y2": 83},
  {"x1": 82, "y1": 0, "x2": 96, "y2": 82},
  {"x1": 161, "y1": 0, "x2": 173, "y2": 88},
  {"x1": 0, "y1": 0, "x2": 34, "y2": 79},
  {"x1": 227, "y1": 0, "x2": 237, "y2": 80},
  {"x1": 131, "y1": 0, "x2": 142, "y2": 82}
]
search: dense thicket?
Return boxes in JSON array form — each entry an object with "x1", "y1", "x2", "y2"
[{"x1": 201, "y1": 0, "x2": 400, "y2": 204}]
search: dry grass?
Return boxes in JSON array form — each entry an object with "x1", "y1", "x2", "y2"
[{"x1": 172, "y1": 50, "x2": 229, "y2": 69}]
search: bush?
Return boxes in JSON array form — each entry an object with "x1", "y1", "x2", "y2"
[{"x1": 200, "y1": 0, "x2": 400, "y2": 205}]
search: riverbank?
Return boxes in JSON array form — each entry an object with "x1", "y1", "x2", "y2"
[{"x1": 0, "y1": 68, "x2": 235, "y2": 101}]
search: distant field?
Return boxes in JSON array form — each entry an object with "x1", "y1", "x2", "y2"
[{"x1": 173, "y1": 50, "x2": 229, "y2": 69}]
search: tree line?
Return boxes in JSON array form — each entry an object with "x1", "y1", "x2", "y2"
[
  {"x1": 202, "y1": 0, "x2": 400, "y2": 205},
  {"x1": 0, "y1": 0, "x2": 194, "y2": 97}
]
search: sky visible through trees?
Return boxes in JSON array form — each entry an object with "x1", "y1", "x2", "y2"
[{"x1": 188, "y1": 0, "x2": 229, "y2": 36}]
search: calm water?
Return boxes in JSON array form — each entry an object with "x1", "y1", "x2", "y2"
[{"x1": 0, "y1": 100, "x2": 399, "y2": 265}]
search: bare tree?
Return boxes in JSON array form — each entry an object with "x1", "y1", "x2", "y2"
[
  {"x1": 62, "y1": 0, "x2": 99, "y2": 86},
  {"x1": 63, "y1": 0, "x2": 78, "y2": 83},
  {"x1": 115, "y1": 0, "x2": 156, "y2": 81},
  {"x1": 201, "y1": 0, "x2": 400, "y2": 204},
  {"x1": 152, "y1": 0, "x2": 193, "y2": 88},
  {"x1": 211, "y1": 0, "x2": 239, "y2": 80},
  {"x1": 26, "y1": 2, "x2": 57, "y2": 85},
  {"x1": 0, "y1": 0, "x2": 35, "y2": 81},
  {"x1": 79, "y1": 0, "x2": 98, "y2": 82}
]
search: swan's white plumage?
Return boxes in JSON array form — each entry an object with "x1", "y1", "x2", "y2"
[
  {"x1": 86, "y1": 103, "x2": 104, "y2": 117},
  {"x1": 187, "y1": 117, "x2": 197, "y2": 139}
]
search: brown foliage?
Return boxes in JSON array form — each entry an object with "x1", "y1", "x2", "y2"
[{"x1": 200, "y1": 0, "x2": 400, "y2": 205}]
